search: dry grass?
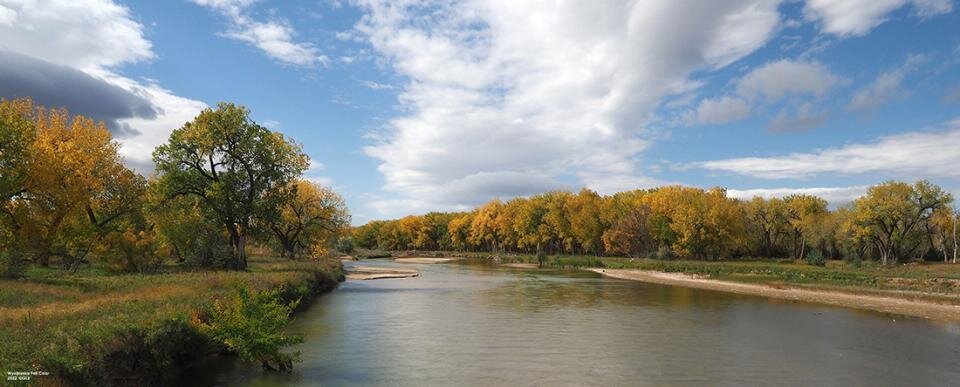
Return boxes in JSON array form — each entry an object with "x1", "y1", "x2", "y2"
[{"x1": 0, "y1": 254, "x2": 342, "y2": 377}]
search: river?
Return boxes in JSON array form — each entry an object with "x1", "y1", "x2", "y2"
[{"x1": 204, "y1": 259, "x2": 960, "y2": 386}]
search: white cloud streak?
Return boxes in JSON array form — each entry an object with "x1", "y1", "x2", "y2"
[
  {"x1": 804, "y1": 0, "x2": 953, "y2": 37},
  {"x1": 694, "y1": 118, "x2": 960, "y2": 179},
  {"x1": 727, "y1": 185, "x2": 869, "y2": 206},
  {"x1": 190, "y1": 0, "x2": 328, "y2": 67}
]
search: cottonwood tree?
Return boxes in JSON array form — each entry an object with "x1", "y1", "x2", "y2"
[
  {"x1": 153, "y1": 103, "x2": 308, "y2": 270},
  {"x1": 265, "y1": 180, "x2": 350, "y2": 259},
  {"x1": 784, "y1": 194, "x2": 828, "y2": 259},
  {"x1": 10, "y1": 105, "x2": 137, "y2": 269},
  {"x1": 848, "y1": 180, "x2": 952, "y2": 265},
  {"x1": 602, "y1": 204, "x2": 653, "y2": 257}
]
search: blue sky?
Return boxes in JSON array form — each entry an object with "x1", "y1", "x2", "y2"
[{"x1": 1, "y1": 0, "x2": 959, "y2": 223}]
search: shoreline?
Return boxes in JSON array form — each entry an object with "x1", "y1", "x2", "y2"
[{"x1": 587, "y1": 268, "x2": 960, "y2": 322}]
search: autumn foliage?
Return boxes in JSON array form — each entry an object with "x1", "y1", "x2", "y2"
[
  {"x1": 0, "y1": 99, "x2": 350, "y2": 275},
  {"x1": 355, "y1": 184, "x2": 959, "y2": 264}
]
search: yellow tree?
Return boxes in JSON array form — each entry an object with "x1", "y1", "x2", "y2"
[
  {"x1": 448, "y1": 212, "x2": 475, "y2": 251},
  {"x1": 849, "y1": 181, "x2": 952, "y2": 264},
  {"x1": 784, "y1": 194, "x2": 828, "y2": 259},
  {"x1": 513, "y1": 194, "x2": 552, "y2": 254},
  {"x1": 266, "y1": 179, "x2": 350, "y2": 259},
  {"x1": 566, "y1": 189, "x2": 604, "y2": 255},
  {"x1": 470, "y1": 200, "x2": 503, "y2": 253},
  {"x1": 12, "y1": 105, "x2": 135, "y2": 268}
]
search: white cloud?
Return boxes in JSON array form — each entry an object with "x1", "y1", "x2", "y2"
[
  {"x1": 686, "y1": 96, "x2": 752, "y2": 125},
  {"x1": 355, "y1": 0, "x2": 783, "y2": 217},
  {"x1": 189, "y1": 0, "x2": 328, "y2": 67},
  {"x1": 768, "y1": 101, "x2": 828, "y2": 132},
  {"x1": 736, "y1": 59, "x2": 839, "y2": 100},
  {"x1": 683, "y1": 59, "x2": 838, "y2": 127},
  {"x1": 308, "y1": 160, "x2": 325, "y2": 171},
  {"x1": 804, "y1": 0, "x2": 953, "y2": 37},
  {"x1": 847, "y1": 55, "x2": 925, "y2": 111},
  {"x1": 94, "y1": 71, "x2": 208, "y2": 173},
  {"x1": 0, "y1": 0, "x2": 207, "y2": 174},
  {"x1": 0, "y1": 0, "x2": 153, "y2": 71},
  {"x1": 727, "y1": 185, "x2": 868, "y2": 206},
  {"x1": 694, "y1": 118, "x2": 960, "y2": 179}
]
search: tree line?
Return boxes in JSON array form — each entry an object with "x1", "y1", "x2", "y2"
[
  {"x1": 354, "y1": 183, "x2": 959, "y2": 265},
  {"x1": 0, "y1": 98, "x2": 350, "y2": 276}
]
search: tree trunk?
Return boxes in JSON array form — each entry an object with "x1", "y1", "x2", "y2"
[
  {"x1": 799, "y1": 235, "x2": 806, "y2": 260},
  {"x1": 236, "y1": 234, "x2": 247, "y2": 270}
]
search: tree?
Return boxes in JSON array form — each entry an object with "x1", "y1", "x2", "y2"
[
  {"x1": 784, "y1": 194, "x2": 828, "y2": 259},
  {"x1": 0, "y1": 98, "x2": 34, "y2": 204},
  {"x1": 931, "y1": 207, "x2": 959, "y2": 263},
  {"x1": 153, "y1": 103, "x2": 308, "y2": 270},
  {"x1": 743, "y1": 197, "x2": 790, "y2": 257},
  {"x1": 848, "y1": 181, "x2": 952, "y2": 265},
  {"x1": 9, "y1": 105, "x2": 135, "y2": 269},
  {"x1": 566, "y1": 189, "x2": 604, "y2": 255},
  {"x1": 470, "y1": 200, "x2": 504, "y2": 253},
  {"x1": 602, "y1": 204, "x2": 653, "y2": 257},
  {"x1": 0, "y1": 98, "x2": 35, "y2": 274},
  {"x1": 266, "y1": 180, "x2": 349, "y2": 259}
]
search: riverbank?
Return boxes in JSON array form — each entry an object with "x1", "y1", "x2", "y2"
[
  {"x1": 588, "y1": 268, "x2": 960, "y2": 322},
  {"x1": 0, "y1": 255, "x2": 343, "y2": 385}
]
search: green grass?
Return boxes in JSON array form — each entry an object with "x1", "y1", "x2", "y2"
[{"x1": 0, "y1": 255, "x2": 343, "y2": 385}]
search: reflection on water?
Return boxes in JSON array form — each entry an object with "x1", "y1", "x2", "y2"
[{"x1": 204, "y1": 260, "x2": 960, "y2": 386}]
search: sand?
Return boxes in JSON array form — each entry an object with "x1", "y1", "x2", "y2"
[
  {"x1": 501, "y1": 263, "x2": 539, "y2": 269},
  {"x1": 393, "y1": 257, "x2": 458, "y2": 264},
  {"x1": 588, "y1": 268, "x2": 960, "y2": 322},
  {"x1": 346, "y1": 266, "x2": 420, "y2": 280}
]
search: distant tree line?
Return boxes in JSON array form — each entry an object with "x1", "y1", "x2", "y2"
[
  {"x1": 0, "y1": 98, "x2": 350, "y2": 276},
  {"x1": 354, "y1": 183, "x2": 959, "y2": 264}
]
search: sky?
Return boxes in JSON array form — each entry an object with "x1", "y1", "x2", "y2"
[{"x1": 1, "y1": 0, "x2": 959, "y2": 224}]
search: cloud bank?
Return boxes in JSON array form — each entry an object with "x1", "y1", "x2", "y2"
[{"x1": 355, "y1": 0, "x2": 784, "y2": 216}]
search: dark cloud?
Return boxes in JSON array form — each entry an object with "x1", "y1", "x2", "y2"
[{"x1": 0, "y1": 51, "x2": 157, "y2": 138}]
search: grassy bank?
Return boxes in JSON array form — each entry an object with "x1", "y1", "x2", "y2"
[{"x1": 0, "y1": 255, "x2": 343, "y2": 386}]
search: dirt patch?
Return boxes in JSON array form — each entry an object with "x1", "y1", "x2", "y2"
[
  {"x1": 346, "y1": 266, "x2": 420, "y2": 280},
  {"x1": 588, "y1": 268, "x2": 960, "y2": 322}
]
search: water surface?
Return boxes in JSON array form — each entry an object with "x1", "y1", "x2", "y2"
[{"x1": 207, "y1": 260, "x2": 960, "y2": 386}]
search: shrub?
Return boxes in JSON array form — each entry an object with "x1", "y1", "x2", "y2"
[
  {"x1": 0, "y1": 248, "x2": 26, "y2": 278},
  {"x1": 200, "y1": 284, "x2": 303, "y2": 372},
  {"x1": 334, "y1": 236, "x2": 355, "y2": 254},
  {"x1": 804, "y1": 249, "x2": 826, "y2": 267},
  {"x1": 654, "y1": 246, "x2": 673, "y2": 260}
]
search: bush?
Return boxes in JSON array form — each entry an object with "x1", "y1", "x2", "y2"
[
  {"x1": 843, "y1": 251, "x2": 862, "y2": 268},
  {"x1": 334, "y1": 236, "x2": 355, "y2": 254},
  {"x1": 200, "y1": 284, "x2": 303, "y2": 372},
  {"x1": 0, "y1": 248, "x2": 26, "y2": 278},
  {"x1": 654, "y1": 246, "x2": 673, "y2": 260},
  {"x1": 804, "y1": 249, "x2": 826, "y2": 267}
]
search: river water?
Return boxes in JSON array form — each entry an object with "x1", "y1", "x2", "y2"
[{"x1": 205, "y1": 260, "x2": 960, "y2": 386}]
